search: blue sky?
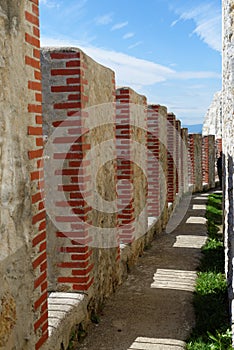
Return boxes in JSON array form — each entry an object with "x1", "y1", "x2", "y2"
[{"x1": 39, "y1": 0, "x2": 222, "y2": 125}]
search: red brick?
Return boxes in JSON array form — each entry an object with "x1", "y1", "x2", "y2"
[
  {"x1": 72, "y1": 264, "x2": 94, "y2": 276},
  {"x1": 28, "y1": 126, "x2": 42, "y2": 136},
  {"x1": 25, "y1": 11, "x2": 39, "y2": 26},
  {"x1": 28, "y1": 104, "x2": 42, "y2": 114},
  {"x1": 35, "y1": 332, "x2": 48, "y2": 350},
  {"x1": 34, "y1": 271, "x2": 47, "y2": 289},
  {"x1": 39, "y1": 221, "x2": 46, "y2": 231},
  {"x1": 40, "y1": 241, "x2": 47, "y2": 253},
  {"x1": 33, "y1": 251, "x2": 47, "y2": 269},
  {"x1": 51, "y1": 85, "x2": 80, "y2": 93},
  {"x1": 58, "y1": 276, "x2": 90, "y2": 284},
  {"x1": 73, "y1": 277, "x2": 94, "y2": 291},
  {"x1": 36, "y1": 138, "x2": 43, "y2": 149},
  {"x1": 54, "y1": 102, "x2": 81, "y2": 109},
  {"x1": 25, "y1": 33, "x2": 40, "y2": 48},
  {"x1": 36, "y1": 115, "x2": 43, "y2": 124},
  {"x1": 36, "y1": 93, "x2": 42, "y2": 103},
  {"x1": 25, "y1": 55, "x2": 40, "y2": 70},
  {"x1": 32, "y1": 192, "x2": 43, "y2": 204},
  {"x1": 40, "y1": 261, "x2": 47, "y2": 273},
  {"x1": 41, "y1": 300, "x2": 48, "y2": 314},
  {"x1": 30, "y1": 170, "x2": 42, "y2": 181},
  {"x1": 57, "y1": 261, "x2": 89, "y2": 268},
  {"x1": 28, "y1": 148, "x2": 43, "y2": 160},
  {"x1": 50, "y1": 52, "x2": 79, "y2": 59},
  {"x1": 67, "y1": 78, "x2": 80, "y2": 85},
  {"x1": 28, "y1": 80, "x2": 42, "y2": 91},
  {"x1": 41, "y1": 320, "x2": 48, "y2": 334},
  {"x1": 34, "y1": 70, "x2": 41, "y2": 81},
  {"x1": 51, "y1": 69, "x2": 81, "y2": 76},
  {"x1": 65, "y1": 60, "x2": 80, "y2": 67},
  {"x1": 32, "y1": 231, "x2": 46, "y2": 247},
  {"x1": 34, "y1": 291, "x2": 47, "y2": 310},
  {"x1": 30, "y1": 0, "x2": 39, "y2": 5},
  {"x1": 34, "y1": 311, "x2": 48, "y2": 331},
  {"x1": 41, "y1": 281, "x2": 48, "y2": 293},
  {"x1": 32, "y1": 210, "x2": 45, "y2": 225},
  {"x1": 32, "y1": 4, "x2": 39, "y2": 16}
]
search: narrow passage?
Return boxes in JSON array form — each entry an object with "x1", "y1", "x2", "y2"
[{"x1": 78, "y1": 192, "x2": 210, "y2": 350}]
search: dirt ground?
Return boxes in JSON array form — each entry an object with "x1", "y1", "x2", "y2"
[{"x1": 77, "y1": 192, "x2": 209, "y2": 350}]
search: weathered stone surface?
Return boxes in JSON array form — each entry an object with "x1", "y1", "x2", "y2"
[
  {"x1": 222, "y1": 0, "x2": 234, "y2": 342},
  {"x1": 202, "y1": 91, "x2": 222, "y2": 138},
  {"x1": 0, "y1": 1, "x2": 36, "y2": 349}
]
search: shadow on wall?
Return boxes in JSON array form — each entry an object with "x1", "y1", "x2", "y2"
[{"x1": 224, "y1": 153, "x2": 234, "y2": 316}]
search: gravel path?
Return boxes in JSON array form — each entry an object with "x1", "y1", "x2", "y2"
[{"x1": 77, "y1": 192, "x2": 209, "y2": 350}]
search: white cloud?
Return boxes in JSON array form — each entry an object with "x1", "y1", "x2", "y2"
[
  {"x1": 41, "y1": 36, "x2": 220, "y2": 89},
  {"x1": 95, "y1": 13, "x2": 113, "y2": 25},
  {"x1": 128, "y1": 41, "x2": 143, "y2": 49},
  {"x1": 123, "y1": 32, "x2": 135, "y2": 39},
  {"x1": 111, "y1": 21, "x2": 128, "y2": 31},
  {"x1": 171, "y1": 2, "x2": 221, "y2": 52},
  {"x1": 40, "y1": 0, "x2": 60, "y2": 8}
]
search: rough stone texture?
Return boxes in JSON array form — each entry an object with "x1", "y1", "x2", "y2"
[
  {"x1": 202, "y1": 91, "x2": 222, "y2": 138},
  {"x1": 129, "y1": 89, "x2": 148, "y2": 244},
  {"x1": 181, "y1": 128, "x2": 189, "y2": 193},
  {"x1": 222, "y1": 0, "x2": 234, "y2": 342},
  {"x1": 0, "y1": 1, "x2": 38, "y2": 349},
  {"x1": 188, "y1": 134, "x2": 203, "y2": 192},
  {"x1": 158, "y1": 105, "x2": 168, "y2": 228},
  {"x1": 208, "y1": 135, "x2": 216, "y2": 188},
  {"x1": 41, "y1": 47, "x2": 119, "y2": 300}
]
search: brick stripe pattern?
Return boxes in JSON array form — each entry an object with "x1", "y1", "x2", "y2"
[
  {"x1": 216, "y1": 138, "x2": 222, "y2": 156},
  {"x1": 48, "y1": 50, "x2": 94, "y2": 292},
  {"x1": 188, "y1": 134, "x2": 195, "y2": 186},
  {"x1": 147, "y1": 105, "x2": 160, "y2": 217},
  {"x1": 25, "y1": 1, "x2": 48, "y2": 349},
  {"x1": 202, "y1": 136, "x2": 209, "y2": 184},
  {"x1": 175, "y1": 120, "x2": 181, "y2": 194},
  {"x1": 167, "y1": 113, "x2": 176, "y2": 203},
  {"x1": 181, "y1": 128, "x2": 189, "y2": 193},
  {"x1": 116, "y1": 88, "x2": 135, "y2": 244}
]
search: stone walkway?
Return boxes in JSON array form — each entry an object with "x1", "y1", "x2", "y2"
[{"x1": 78, "y1": 192, "x2": 210, "y2": 350}]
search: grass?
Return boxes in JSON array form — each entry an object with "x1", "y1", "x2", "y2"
[{"x1": 186, "y1": 192, "x2": 232, "y2": 350}]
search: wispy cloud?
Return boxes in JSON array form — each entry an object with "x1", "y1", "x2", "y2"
[
  {"x1": 95, "y1": 13, "x2": 113, "y2": 25},
  {"x1": 123, "y1": 32, "x2": 135, "y2": 39},
  {"x1": 128, "y1": 41, "x2": 143, "y2": 49},
  {"x1": 170, "y1": 2, "x2": 221, "y2": 52},
  {"x1": 41, "y1": 36, "x2": 220, "y2": 88},
  {"x1": 40, "y1": 0, "x2": 60, "y2": 8},
  {"x1": 111, "y1": 21, "x2": 128, "y2": 31}
]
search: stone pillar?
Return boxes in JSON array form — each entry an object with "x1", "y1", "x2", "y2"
[
  {"x1": 175, "y1": 120, "x2": 181, "y2": 195},
  {"x1": 181, "y1": 128, "x2": 189, "y2": 193},
  {"x1": 147, "y1": 105, "x2": 160, "y2": 218},
  {"x1": 188, "y1": 134, "x2": 203, "y2": 192},
  {"x1": 116, "y1": 87, "x2": 148, "y2": 245},
  {"x1": 0, "y1": 1, "x2": 48, "y2": 349},
  {"x1": 167, "y1": 113, "x2": 176, "y2": 203}
]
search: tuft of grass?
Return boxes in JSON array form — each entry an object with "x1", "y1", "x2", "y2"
[{"x1": 186, "y1": 193, "x2": 232, "y2": 349}]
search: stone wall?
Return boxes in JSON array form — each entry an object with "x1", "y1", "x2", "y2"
[
  {"x1": 202, "y1": 91, "x2": 222, "y2": 138},
  {"x1": 0, "y1": 4, "x2": 218, "y2": 349},
  {"x1": 202, "y1": 135, "x2": 216, "y2": 189},
  {"x1": 222, "y1": 0, "x2": 234, "y2": 341},
  {"x1": 188, "y1": 134, "x2": 203, "y2": 192},
  {"x1": 0, "y1": 1, "x2": 48, "y2": 349}
]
